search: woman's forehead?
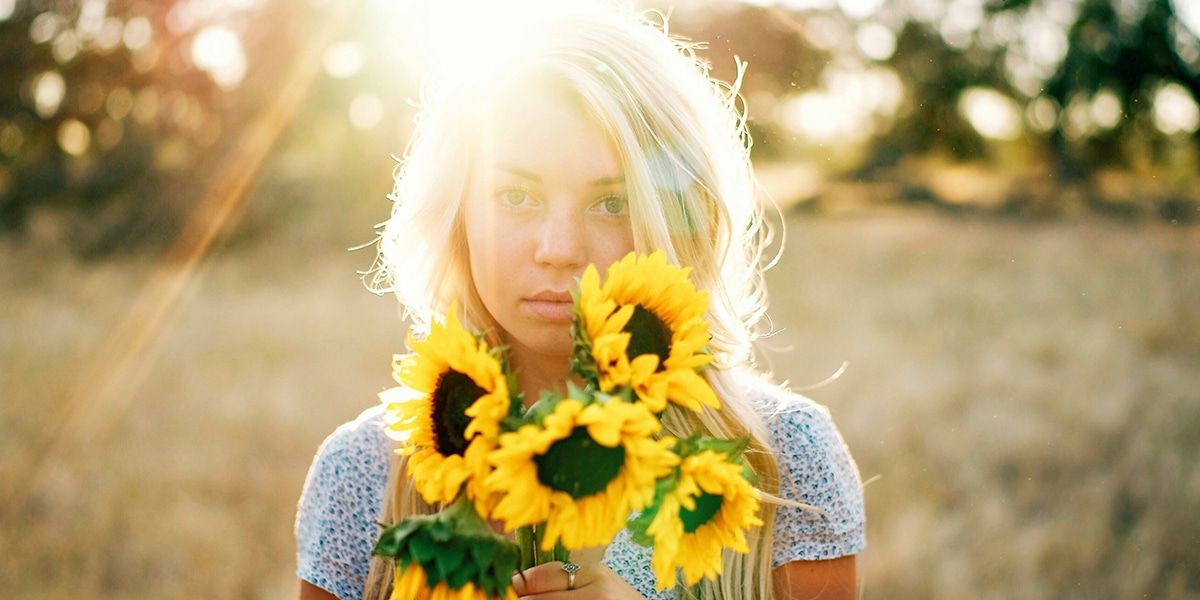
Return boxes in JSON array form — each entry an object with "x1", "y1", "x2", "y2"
[{"x1": 479, "y1": 90, "x2": 622, "y2": 182}]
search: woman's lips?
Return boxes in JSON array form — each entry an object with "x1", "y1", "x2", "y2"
[{"x1": 525, "y1": 292, "x2": 574, "y2": 322}]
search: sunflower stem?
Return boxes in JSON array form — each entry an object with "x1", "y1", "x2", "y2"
[
  {"x1": 534, "y1": 524, "x2": 556, "y2": 565},
  {"x1": 517, "y1": 525, "x2": 536, "y2": 571},
  {"x1": 552, "y1": 542, "x2": 570, "y2": 564}
]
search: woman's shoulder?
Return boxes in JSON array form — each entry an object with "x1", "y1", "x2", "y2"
[
  {"x1": 732, "y1": 372, "x2": 843, "y2": 441},
  {"x1": 734, "y1": 372, "x2": 857, "y2": 478},
  {"x1": 313, "y1": 403, "x2": 392, "y2": 465},
  {"x1": 731, "y1": 372, "x2": 867, "y2": 561},
  {"x1": 297, "y1": 402, "x2": 393, "y2": 517}
]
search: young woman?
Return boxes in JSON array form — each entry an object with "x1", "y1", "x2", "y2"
[{"x1": 295, "y1": 4, "x2": 865, "y2": 599}]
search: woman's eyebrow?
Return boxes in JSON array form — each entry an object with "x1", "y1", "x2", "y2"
[
  {"x1": 589, "y1": 175, "x2": 625, "y2": 187},
  {"x1": 491, "y1": 164, "x2": 624, "y2": 187},
  {"x1": 493, "y1": 164, "x2": 541, "y2": 182}
]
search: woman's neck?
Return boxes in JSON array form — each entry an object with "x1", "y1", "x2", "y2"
[{"x1": 509, "y1": 350, "x2": 572, "y2": 408}]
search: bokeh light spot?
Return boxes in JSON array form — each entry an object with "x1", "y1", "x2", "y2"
[
  {"x1": 79, "y1": 0, "x2": 108, "y2": 40},
  {"x1": 133, "y1": 87, "x2": 160, "y2": 125},
  {"x1": 154, "y1": 135, "x2": 192, "y2": 171},
  {"x1": 1063, "y1": 91, "x2": 1094, "y2": 140},
  {"x1": 192, "y1": 26, "x2": 247, "y2": 89},
  {"x1": 1171, "y1": 0, "x2": 1200, "y2": 38},
  {"x1": 52, "y1": 29, "x2": 82, "y2": 63},
  {"x1": 783, "y1": 93, "x2": 832, "y2": 139},
  {"x1": 1026, "y1": 96, "x2": 1060, "y2": 133},
  {"x1": 0, "y1": 122, "x2": 24, "y2": 157},
  {"x1": 1154, "y1": 81, "x2": 1200, "y2": 134},
  {"x1": 131, "y1": 45, "x2": 160, "y2": 73},
  {"x1": 1090, "y1": 89, "x2": 1122, "y2": 130},
  {"x1": 166, "y1": 2, "x2": 197, "y2": 35},
  {"x1": 959, "y1": 87, "x2": 1022, "y2": 140},
  {"x1": 939, "y1": 0, "x2": 984, "y2": 49},
  {"x1": 838, "y1": 0, "x2": 884, "y2": 20},
  {"x1": 348, "y1": 93, "x2": 384, "y2": 130},
  {"x1": 57, "y1": 119, "x2": 92, "y2": 156},
  {"x1": 856, "y1": 23, "x2": 896, "y2": 61},
  {"x1": 106, "y1": 87, "x2": 134, "y2": 120},
  {"x1": 96, "y1": 17, "x2": 125, "y2": 52},
  {"x1": 324, "y1": 41, "x2": 367, "y2": 79},
  {"x1": 29, "y1": 12, "x2": 60, "y2": 44},
  {"x1": 33, "y1": 70, "x2": 66, "y2": 119},
  {"x1": 124, "y1": 16, "x2": 153, "y2": 51}
]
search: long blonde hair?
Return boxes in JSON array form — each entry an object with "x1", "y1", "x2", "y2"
[{"x1": 367, "y1": 4, "x2": 783, "y2": 599}]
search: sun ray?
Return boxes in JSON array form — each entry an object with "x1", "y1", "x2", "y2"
[{"x1": 0, "y1": 0, "x2": 359, "y2": 525}]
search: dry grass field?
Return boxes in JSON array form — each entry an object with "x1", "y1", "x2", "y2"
[{"x1": 2, "y1": 200, "x2": 1198, "y2": 599}]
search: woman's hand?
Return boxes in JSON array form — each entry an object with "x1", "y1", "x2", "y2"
[{"x1": 512, "y1": 561, "x2": 646, "y2": 600}]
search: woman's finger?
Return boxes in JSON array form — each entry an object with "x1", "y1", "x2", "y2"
[{"x1": 512, "y1": 561, "x2": 584, "y2": 596}]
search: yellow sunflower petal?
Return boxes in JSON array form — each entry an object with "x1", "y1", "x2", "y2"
[
  {"x1": 646, "y1": 449, "x2": 764, "y2": 590},
  {"x1": 384, "y1": 302, "x2": 510, "y2": 506},
  {"x1": 391, "y1": 564, "x2": 429, "y2": 600},
  {"x1": 577, "y1": 251, "x2": 719, "y2": 413},
  {"x1": 485, "y1": 399, "x2": 678, "y2": 550}
]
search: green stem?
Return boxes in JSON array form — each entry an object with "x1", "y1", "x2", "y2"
[
  {"x1": 517, "y1": 523, "x2": 571, "y2": 569},
  {"x1": 517, "y1": 525, "x2": 536, "y2": 571},
  {"x1": 553, "y1": 543, "x2": 570, "y2": 563},
  {"x1": 534, "y1": 524, "x2": 555, "y2": 565}
]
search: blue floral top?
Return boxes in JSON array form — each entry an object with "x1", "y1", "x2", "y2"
[{"x1": 295, "y1": 377, "x2": 866, "y2": 600}]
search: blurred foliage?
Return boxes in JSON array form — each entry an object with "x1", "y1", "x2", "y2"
[
  {"x1": 1, "y1": 0, "x2": 1198, "y2": 257},
  {"x1": 0, "y1": 0, "x2": 345, "y2": 256},
  {"x1": 1043, "y1": 0, "x2": 1200, "y2": 172}
]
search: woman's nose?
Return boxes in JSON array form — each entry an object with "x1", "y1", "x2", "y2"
[{"x1": 533, "y1": 203, "x2": 587, "y2": 269}]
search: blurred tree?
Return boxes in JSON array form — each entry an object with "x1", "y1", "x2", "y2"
[
  {"x1": 874, "y1": 20, "x2": 1013, "y2": 164},
  {"x1": 672, "y1": 3, "x2": 831, "y2": 158},
  {"x1": 2, "y1": 0, "x2": 1198, "y2": 240},
  {"x1": 1034, "y1": 0, "x2": 1200, "y2": 179},
  {"x1": 0, "y1": 0, "x2": 341, "y2": 256}
]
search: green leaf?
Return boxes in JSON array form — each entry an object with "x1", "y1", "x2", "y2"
[
  {"x1": 500, "y1": 415, "x2": 526, "y2": 434},
  {"x1": 408, "y1": 531, "x2": 439, "y2": 565},
  {"x1": 470, "y1": 538, "x2": 497, "y2": 566},
  {"x1": 523, "y1": 391, "x2": 565, "y2": 426},
  {"x1": 445, "y1": 559, "x2": 475, "y2": 589},
  {"x1": 373, "y1": 519, "x2": 422, "y2": 556},
  {"x1": 428, "y1": 519, "x2": 453, "y2": 542},
  {"x1": 433, "y1": 542, "x2": 466, "y2": 579},
  {"x1": 627, "y1": 507, "x2": 659, "y2": 547}
]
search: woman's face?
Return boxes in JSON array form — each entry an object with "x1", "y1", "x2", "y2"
[{"x1": 463, "y1": 86, "x2": 635, "y2": 374}]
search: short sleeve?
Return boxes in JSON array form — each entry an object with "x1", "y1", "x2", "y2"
[
  {"x1": 765, "y1": 399, "x2": 866, "y2": 565},
  {"x1": 295, "y1": 405, "x2": 392, "y2": 600}
]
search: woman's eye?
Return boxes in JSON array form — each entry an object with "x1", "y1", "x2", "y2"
[
  {"x1": 498, "y1": 187, "x2": 530, "y2": 206},
  {"x1": 597, "y1": 194, "x2": 628, "y2": 215}
]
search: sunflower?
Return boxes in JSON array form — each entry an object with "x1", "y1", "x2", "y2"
[
  {"x1": 484, "y1": 397, "x2": 679, "y2": 551},
  {"x1": 384, "y1": 304, "x2": 511, "y2": 508},
  {"x1": 641, "y1": 448, "x2": 763, "y2": 590},
  {"x1": 392, "y1": 564, "x2": 517, "y2": 600},
  {"x1": 377, "y1": 497, "x2": 521, "y2": 600},
  {"x1": 576, "y1": 251, "x2": 720, "y2": 413}
]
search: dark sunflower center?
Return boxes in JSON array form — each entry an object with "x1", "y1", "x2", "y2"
[
  {"x1": 534, "y1": 426, "x2": 626, "y2": 499},
  {"x1": 680, "y1": 492, "x2": 724, "y2": 534},
  {"x1": 430, "y1": 370, "x2": 485, "y2": 457},
  {"x1": 623, "y1": 304, "x2": 671, "y2": 372}
]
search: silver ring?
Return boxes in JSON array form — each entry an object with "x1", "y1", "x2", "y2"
[{"x1": 562, "y1": 561, "x2": 580, "y2": 590}]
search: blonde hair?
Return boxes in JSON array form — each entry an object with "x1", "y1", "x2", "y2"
[{"x1": 367, "y1": 5, "x2": 783, "y2": 599}]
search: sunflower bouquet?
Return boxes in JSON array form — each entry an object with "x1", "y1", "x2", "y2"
[{"x1": 374, "y1": 251, "x2": 763, "y2": 600}]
